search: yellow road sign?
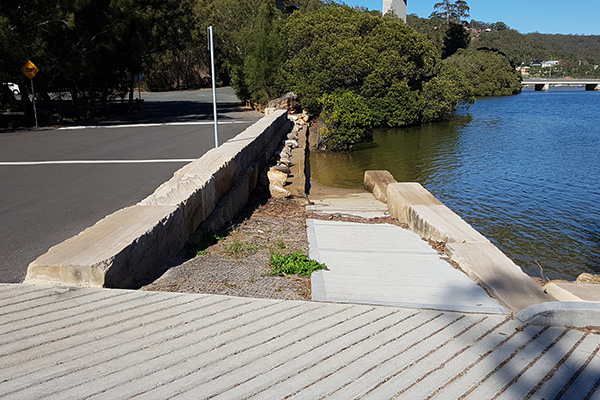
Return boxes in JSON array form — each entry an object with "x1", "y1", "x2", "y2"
[{"x1": 21, "y1": 60, "x2": 39, "y2": 80}]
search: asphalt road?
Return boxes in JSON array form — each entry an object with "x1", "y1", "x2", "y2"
[{"x1": 0, "y1": 88, "x2": 261, "y2": 283}]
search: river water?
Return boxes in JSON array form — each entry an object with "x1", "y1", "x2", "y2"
[{"x1": 310, "y1": 88, "x2": 600, "y2": 280}]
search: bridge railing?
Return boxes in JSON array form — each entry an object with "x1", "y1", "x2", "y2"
[{"x1": 521, "y1": 79, "x2": 600, "y2": 91}]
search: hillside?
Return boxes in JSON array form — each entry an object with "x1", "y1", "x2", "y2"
[{"x1": 408, "y1": 14, "x2": 600, "y2": 78}]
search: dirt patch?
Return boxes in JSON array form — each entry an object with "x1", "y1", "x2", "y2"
[
  {"x1": 141, "y1": 187, "x2": 313, "y2": 300},
  {"x1": 141, "y1": 182, "x2": 401, "y2": 300}
]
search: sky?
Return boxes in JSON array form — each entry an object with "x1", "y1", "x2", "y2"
[{"x1": 339, "y1": 0, "x2": 600, "y2": 35}]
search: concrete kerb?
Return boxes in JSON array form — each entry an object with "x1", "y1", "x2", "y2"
[
  {"x1": 25, "y1": 204, "x2": 187, "y2": 288},
  {"x1": 386, "y1": 181, "x2": 443, "y2": 224},
  {"x1": 516, "y1": 301, "x2": 600, "y2": 328},
  {"x1": 24, "y1": 110, "x2": 291, "y2": 288},
  {"x1": 544, "y1": 282, "x2": 600, "y2": 302},
  {"x1": 445, "y1": 242, "x2": 551, "y2": 312},
  {"x1": 364, "y1": 170, "x2": 396, "y2": 203},
  {"x1": 363, "y1": 171, "x2": 553, "y2": 314},
  {"x1": 363, "y1": 170, "x2": 398, "y2": 203}
]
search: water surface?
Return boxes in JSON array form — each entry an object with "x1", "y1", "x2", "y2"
[{"x1": 311, "y1": 88, "x2": 600, "y2": 280}]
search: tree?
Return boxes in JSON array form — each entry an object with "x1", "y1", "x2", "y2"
[
  {"x1": 319, "y1": 91, "x2": 373, "y2": 151},
  {"x1": 279, "y1": 7, "x2": 449, "y2": 113},
  {"x1": 0, "y1": 0, "x2": 207, "y2": 121},
  {"x1": 143, "y1": 0, "x2": 206, "y2": 90},
  {"x1": 442, "y1": 22, "x2": 470, "y2": 58},
  {"x1": 444, "y1": 49, "x2": 522, "y2": 96},
  {"x1": 407, "y1": 13, "x2": 446, "y2": 52},
  {"x1": 280, "y1": 0, "x2": 322, "y2": 14},
  {"x1": 454, "y1": 0, "x2": 470, "y2": 24},
  {"x1": 430, "y1": 0, "x2": 470, "y2": 25},
  {"x1": 232, "y1": 2, "x2": 285, "y2": 104},
  {"x1": 420, "y1": 61, "x2": 474, "y2": 122},
  {"x1": 278, "y1": 5, "x2": 473, "y2": 149}
]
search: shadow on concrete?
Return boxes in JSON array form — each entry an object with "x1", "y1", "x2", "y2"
[
  {"x1": 132, "y1": 185, "x2": 271, "y2": 289},
  {"x1": 429, "y1": 273, "x2": 598, "y2": 398},
  {"x1": 1, "y1": 87, "x2": 259, "y2": 131},
  {"x1": 59, "y1": 100, "x2": 255, "y2": 128}
]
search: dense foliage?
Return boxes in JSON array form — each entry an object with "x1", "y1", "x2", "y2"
[
  {"x1": 230, "y1": 2, "x2": 285, "y2": 105},
  {"x1": 5, "y1": 0, "x2": 591, "y2": 148},
  {"x1": 0, "y1": 0, "x2": 208, "y2": 121},
  {"x1": 444, "y1": 49, "x2": 522, "y2": 96},
  {"x1": 441, "y1": 22, "x2": 471, "y2": 58},
  {"x1": 0, "y1": 0, "x2": 328, "y2": 123},
  {"x1": 430, "y1": 0, "x2": 470, "y2": 25},
  {"x1": 409, "y1": 13, "x2": 600, "y2": 79},
  {"x1": 279, "y1": 7, "x2": 444, "y2": 113},
  {"x1": 319, "y1": 92, "x2": 373, "y2": 151},
  {"x1": 472, "y1": 30, "x2": 600, "y2": 78},
  {"x1": 277, "y1": 6, "x2": 473, "y2": 149}
]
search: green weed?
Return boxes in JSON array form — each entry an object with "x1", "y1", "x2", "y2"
[
  {"x1": 185, "y1": 243, "x2": 210, "y2": 256},
  {"x1": 269, "y1": 251, "x2": 327, "y2": 277}
]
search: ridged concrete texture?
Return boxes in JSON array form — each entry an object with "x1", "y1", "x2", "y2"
[{"x1": 1, "y1": 284, "x2": 599, "y2": 399}]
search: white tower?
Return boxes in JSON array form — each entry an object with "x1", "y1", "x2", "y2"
[{"x1": 383, "y1": 0, "x2": 407, "y2": 23}]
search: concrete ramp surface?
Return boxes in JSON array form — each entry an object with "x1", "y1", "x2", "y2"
[
  {"x1": 2, "y1": 284, "x2": 598, "y2": 399},
  {"x1": 308, "y1": 219, "x2": 506, "y2": 314}
]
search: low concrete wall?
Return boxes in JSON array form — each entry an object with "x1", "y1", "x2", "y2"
[
  {"x1": 364, "y1": 170, "x2": 396, "y2": 203},
  {"x1": 25, "y1": 110, "x2": 291, "y2": 288},
  {"x1": 364, "y1": 170, "x2": 552, "y2": 313},
  {"x1": 517, "y1": 302, "x2": 600, "y2": 328}
]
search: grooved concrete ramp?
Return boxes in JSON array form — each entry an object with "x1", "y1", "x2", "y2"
[
  {"x1": 1, "y1": 284, "x2": 599, "y2": 399},
  {"x1": 308, "y1": 219, "x2": 506, "y2": 314}
]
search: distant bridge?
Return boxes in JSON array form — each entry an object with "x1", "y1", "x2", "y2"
[{"x1": 522, "y1": 79, "x2": 600, "y2": 91}]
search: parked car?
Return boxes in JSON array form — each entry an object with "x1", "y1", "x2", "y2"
[
  {"x1": 3, "y1": 82, "x2": 20, "y2": 96},
  {"x1": 1, "y1": 83, "x2": 21, "y2": 109},
  {"x1": 8, "y1": 82, "x2": 19, "y2": 95}
]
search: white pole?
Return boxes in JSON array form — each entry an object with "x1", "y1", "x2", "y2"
[
  {"x1": 208, "y1": 26, "x2": 219, "y2": 148},
  {"x1": 31, "y1": 80, "x2": 38, "y2": 128}
]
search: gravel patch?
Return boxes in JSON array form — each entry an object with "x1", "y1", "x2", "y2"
[{"x1": 141, "y1": 188, "x2": 312, "y2": 300}]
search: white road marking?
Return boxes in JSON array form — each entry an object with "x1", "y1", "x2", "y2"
[
  {"x1": 59, "y1": 121, "x2": 252, "y2": 130},
  {"x1": 0, "y1": 159, "x2": 196, "y2": 166}
]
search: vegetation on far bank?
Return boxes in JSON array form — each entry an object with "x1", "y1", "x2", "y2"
[
  {"x1": 276, "y1": 6, "x2": 475, "y2": 150},
  {"x1": 409, "y1": 13, "x2": 600, "y2": 80},
  {"x1": 2, "y1": 0, "x2": 597, "y2": 147}
]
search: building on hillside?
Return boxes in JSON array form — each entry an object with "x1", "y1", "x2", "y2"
[
  {"x1": 519, "y1": 66, "x2": 531, "y2": 77},
  {"x1": 541, "y1": 60, "x2": 560, "y2": 68},
  {"x1": 383, "y1": 0, "x2": 407, "y2": 23},
  {"x1": 531, "y1": 60, "x2": 560, "y2": 68}
]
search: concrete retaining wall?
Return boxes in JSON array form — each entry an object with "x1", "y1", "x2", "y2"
[
  {"x1": 364, "y1": 170, "x2": 552, "y2": 313},
  {"x1": 25, "y1": 110, "x2": 291, "y2": 288}
]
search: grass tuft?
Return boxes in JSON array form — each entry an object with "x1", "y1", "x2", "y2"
[{"x1": 224, "y1": 240, "x2": 260, "y2": 258}]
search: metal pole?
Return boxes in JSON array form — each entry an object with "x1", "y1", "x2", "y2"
[
  {"x1": 208, "y1": 26, "x2": 219, "y2": 148},
  {"x1": 30, "y1": 80, "x2": 38, "y2": 128}
]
